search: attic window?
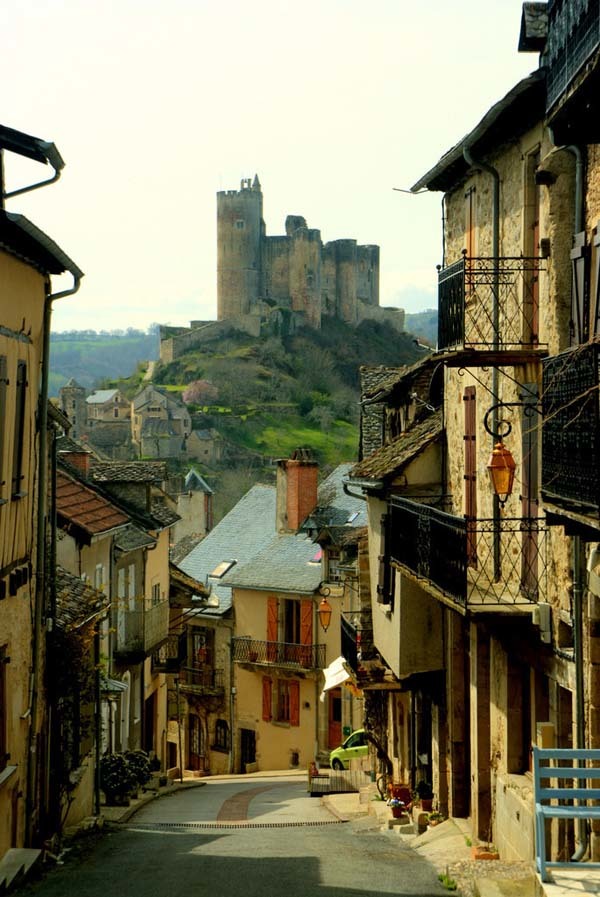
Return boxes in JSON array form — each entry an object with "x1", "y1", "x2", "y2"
[
  {"x1": 209, "y1": 560, "x2": 236, "y2": 579},
  {"x1": 347, "y1": 511, "x2": 359, "y2": 524}
]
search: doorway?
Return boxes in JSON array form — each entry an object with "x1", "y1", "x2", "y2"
[
  {"x1": 240, "y1": 728, "x2": 256, "y2": 771},
  {"x1": 328, "y1": 688, "x2": 342, "y2": 748}
]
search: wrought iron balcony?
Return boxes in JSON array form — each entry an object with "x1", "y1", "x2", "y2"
[
  {"x1": 232, "y1": 637, "x2": 326, "y2": 671},
  {"x1": 389, "y1": 496, "x2": 547, "y2": 610},
  {"x1": 152, "y1": 632, "x2": 187, "y2": 673},
  {"x1": 114, "y1": 599, "x2": 170, "y2": 660},
  {"x1": 179, "y1": 665, "x2": 224, "y2": 696},
  {"x1": 438, "y1": 256, "x2": 545, "y2": 360},
  {"x1": 546, "y1": 0, "x2": 600, "y2": 112},
  {"x1": 542, "y1": 343, "x2": 600, "y2": 515}
]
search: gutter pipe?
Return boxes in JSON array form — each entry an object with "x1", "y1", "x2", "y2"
[{"x1": 26, "y1": 268, "x2": 82, "y2": 846}]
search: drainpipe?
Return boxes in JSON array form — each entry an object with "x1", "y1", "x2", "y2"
[
  {"x1": 26, "y1": 270, "x2": 82, "y2": 846},
  {"x1": 463, "y1": 146, "x2": 501, "y2": 579}
]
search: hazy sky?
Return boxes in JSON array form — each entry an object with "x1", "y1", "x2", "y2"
[{"x1": 2, "y1": 1, "x2": 537, "y2": 332}]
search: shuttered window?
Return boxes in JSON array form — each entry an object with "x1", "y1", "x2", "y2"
[
  {"x1": 11, "y1": 361, "x2": 27, "y2": 498},
  {"x1": 0, "y1": 646, "x2": 8, "y2": 771},
  {"x1": 0, "y1": 356, "x2": 7, "y2": 502},
  {"x1": 289, "y1": 681, "x2": 300, "y2": 727},
  {"x1": 571, "y1": 231, "x2": 589, "y2": 345},
  {"x1": 521, "y1": 385, "x2": 539, "y2": 598},
  {"x1": 267, "y1": 596, "x2": 278, "y2": 661},
  {"x1": 262, "y1": 676, "x2": 272, "y2": 722}
]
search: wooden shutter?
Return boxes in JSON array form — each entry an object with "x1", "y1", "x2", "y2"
[
  {"x1": 376, "y1": 513, "x2": 391, "y2": 605},
  {"x1": 463, "y1": 386, "x2": 477, "y2": 568},
  {"x1": 11, "y1": 361, "x2": 27, "y2": 497},
  {"x1": 262, "y1": 676, "x2": 272, "y2": 722},
  {"x1": 592, "y1": 224, "x2": 600, "y2": 339},
  {"x1": 300, "y1": 599, "x2": 313, "y2": 667},
  {"x1": 0, "y1": 356, "x2": 7, "y2": 496},
  {"x1": 290, "y1": 681, "x2": 300, "y2": 727},
  {"x1": 571, "y1": 231, "x2": 589, "y2": 345},
  {"x1": 267, "y1": 596, "x2": 278, "y2": 661},
  {"x1": 465, "y1": 187, "x2": 476, "y2": 258}
]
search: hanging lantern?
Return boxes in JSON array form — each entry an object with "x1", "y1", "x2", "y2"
[
  {"x1": 487, "y1": 441, "x2": 516, "y2": 504},
  {"x1": 318, "y1": 595, "x2": 333, "y2": 632}
]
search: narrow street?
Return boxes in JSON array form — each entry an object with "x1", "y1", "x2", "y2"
[{"x1": 20, "y1": 776, "x2": 444, "y2": 897}]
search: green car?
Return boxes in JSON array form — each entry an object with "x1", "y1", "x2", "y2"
[{"x1": 329, "y1": 728, "x2": 368, "y2": 770}]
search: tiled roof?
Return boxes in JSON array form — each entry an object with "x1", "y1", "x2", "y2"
[
  {"x1": 178, "y1": 485, "x2": 276, "y2": 615},
  {"x1": 56, "y1": 469, "x2": 129, "y2": 536},
  {"x1": 170, "y1": 561, "x2": 210, "y2": 599},
  {"x1": 171, "y1": 534, "x2": 204, "y2": 565},
  {"x1": 141, "y1": 418, "x2": 177, "y2": 436},
  {"x1": 91, "y1": 461, "x2": 167, "y2": 483},
  {"x1": 55, "y1": 565, "x2": 109, "y2": 631},
  {"x1": 303, "y1": 463, "x2": 368, "y2": 530},
  {"x1": 362, "y1": 355, "x2": 439, "y2": 403},
  {"x1": 150, "y1": 495, "x2": 180, "y2": 527},
  {"x1": 56, "y1": 434, "x2": 92, "y2": 454},
  {"x1": 184, "y1": 470, "x2": 213, "y2": 494},
  {"x1": 349, "y1": 410, "x2": 443, "y2": 482},
  {"x1": 113, "y1": 523, "x2": 156, "y2": 553}
]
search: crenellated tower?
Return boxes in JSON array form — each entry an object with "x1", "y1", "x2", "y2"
[{"x1": 217, "y1": 175, "x2": 264, "y2": 320}]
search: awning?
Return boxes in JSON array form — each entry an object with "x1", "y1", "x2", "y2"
[{"x1": 320, "y1": 656, "x2": 352, "y2": 703}]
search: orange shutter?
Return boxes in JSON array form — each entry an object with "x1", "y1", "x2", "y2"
[
  {"x1": 262, "y1": 677, "x2": 272, "y2": 722},
  {"x1": 290, "y1": 680, "x2": 300, "y2": 727},
  {"x1": 463, "y1": 386, "x2": 477, "y2": 568},
  {"x1": 300, "y1": 600, "x2": 313, "y2": 667},
  {"x1": 267, "y1": 596, "x2": 278, "y2": 662}
]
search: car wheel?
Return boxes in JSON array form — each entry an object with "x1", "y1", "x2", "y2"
[{"x1": 331, "y1": 759, "x2": 344, "y2": 770}]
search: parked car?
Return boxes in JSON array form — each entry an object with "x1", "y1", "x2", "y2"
[{"x1": 329, "y1": 728, "x2": 368, "y2": 770}]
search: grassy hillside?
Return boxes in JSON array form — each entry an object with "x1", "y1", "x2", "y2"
[
  {"x1": 49, "y1": 329, "x2": 159, "y2": 396},
  {"x1": 405, "y1": 309, "x2": 438, "y2": 347}
]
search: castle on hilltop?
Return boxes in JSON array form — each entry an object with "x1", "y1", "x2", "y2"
[
  {"x1": 159, "y1": 175, "x2": 404, "y2": 364},
  {"x1": 217, "y1": 175, "x2": 400, "y2": 331}
]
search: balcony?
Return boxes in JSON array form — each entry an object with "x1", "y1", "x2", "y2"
[
  {"x1": 542, "y1": 343, "x2": 600, "y2": 519},
  {"x1": 232, "y1": 637, "x2": 326, "y2": 671},
  {"x1": 178, "y1": 665, "x2": 224, "y2": 697},
  {"x1": 437, "y1": 256, "x2": 546, "y2": 364},
  {"x1": 114, "y1": 599, "x2": 170, "y2": 661},
  {"x1": 546, "y1": 0, "x2": 600, "y2": 137},
  {"x1": 389, "y1": 497, "x2": 547, "y2": 611},
  {"x1": 152, "y1": 632, "x2": 187, "y2": 673}
]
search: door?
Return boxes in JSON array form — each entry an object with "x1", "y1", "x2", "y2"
[
  {"x1": 240, "y1": 728, "x2": 256, "y2": 770},
  {"x1": 188, "y1": 714, "x2": 203, "y2": 771},
  {"x1": 328, "y1": 688, "x2": 342, "y2": 748}
]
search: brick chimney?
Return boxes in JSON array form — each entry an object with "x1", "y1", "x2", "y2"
[
  {"x1": 59, "y1": 448, "x2": 92, "y2": 479},
  {"x1": 276, "y1": 450, "x2": 318, "y2": 533}
]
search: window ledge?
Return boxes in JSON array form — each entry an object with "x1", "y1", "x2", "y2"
[
  {"x1": 11, "y1": 492, "x2": 28, "y2": 501},
  {"x1": 0, "y1": 764, "x2": 17, "y2": 788},
  {"x1": 272, "y1": 721, "x2": 291, "y2": 729}
]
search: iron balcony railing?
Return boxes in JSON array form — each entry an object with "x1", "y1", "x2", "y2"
[
  {"x1": 152, "y1": 632, "x2": 187, "y2": 673},
  {"x1": 438, "y1": 255, "x2": 544, "y2": 354},
  {"x1": 232, "y1": 637, "x2": 326, "y2": 671},
  {"x1": 114, "y1": 599, "x2": 170, "y2": 658},
  {"x1": 546, "y1": 0, "x2": 600, "y2": 111},
  {"x1": 179, "y1": 666, "x2": 224, "y2": 696},
  {"x1": 389, "y1": 496, "x2": 547, "y2": 609},
  {"x1": 542, "y1": 342, "x2": 600, "y2": 513}
]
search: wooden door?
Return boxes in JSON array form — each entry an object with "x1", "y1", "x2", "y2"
[{"x1": 328, "y1": 688, "x2": 342, "y2": 748}]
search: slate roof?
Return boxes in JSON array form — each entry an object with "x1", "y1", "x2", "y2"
[
  {"x1": 178, "y1": 485, "x2": 277, "y2": 615},
  {"x1": 87, "y1": 389, "x2": 118, "y2": 404},
  {"x1": 518, "y1": 3, "x2": 548, "y2": 52},
  {"x1": 349, "y1": 410, "x2": 443, "y2": 484},
  {"x1": 171, "y1": 534, "x2": 204, "y2": 565},
  {"x1": 91, "y1": 461, "x2": 167, "y2": 483},
  {"x1": 184, "y1": 469, "x2": 213, "y2": 494},
  {"x1": 222, "y1": 532, "x2": 321, "y2": 594},
  {"x1": 55, "y1": 565, "x2": 109, "y2": 631},
  {"x1": 170, "y1": 561, "x2": 210, "y2": 599},
  {"x1": 141, "y1": 418, "x2": 177, "y2": 437},
  {"x1": 56, "y1": 434, "x2": 92, "y2": 455},
  {"x1": 113, "y1": 523, "x2": 156, "y2": 553},
  {"x1": 303, "y1": 463, "x2": 368, "y2": 531},
  {"x1": 56, "y1": 468, "x2": 129, "y2": 537},
  {"x1": 150, "y1": 495, "x2": 180, "y2": 528}
]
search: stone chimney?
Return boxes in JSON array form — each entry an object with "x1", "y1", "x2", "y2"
[{"x1": 276, "y1": 450, "x2": 318, "y2": 533}]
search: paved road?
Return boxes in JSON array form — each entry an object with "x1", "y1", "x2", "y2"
[{"x1": 21, "y1": 776, "x2": 443, "y2": 897}]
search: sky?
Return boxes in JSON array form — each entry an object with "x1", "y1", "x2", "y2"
[{"x1": 1, "y1": 1, "x2": 538, "y2": 333}]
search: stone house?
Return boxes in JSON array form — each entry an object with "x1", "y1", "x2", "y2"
[
  {"x1": 131, "y1": 385, "x2": 191, "y2": 460},
  {"x1": 186, "y1": 428, "x2": 223, "y2": 466},
  {"x1": 167, "y1": 469, "x2": 214, "y2": 547},
  {"x1": 86, "y1": 388, "x2": 130, "y2": 424},
  {"x1": 0, "y1": 124, "x2": 81, "y2": 864}
]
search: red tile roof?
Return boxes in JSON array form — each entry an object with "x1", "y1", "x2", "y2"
[{"x1": 56, "y1": 469, "x2": 129, "y2": 536}]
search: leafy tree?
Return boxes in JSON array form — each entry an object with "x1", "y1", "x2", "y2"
[{"x1": 182, "y1": 379, "x2": 219, "y2": 405}]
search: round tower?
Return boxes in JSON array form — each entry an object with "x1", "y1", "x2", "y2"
[
  {"x1": 59, "y1": 378, "x2": 87, "y2": 439},
  {"x1": 334, "y1": 239, "x2": 358, "y2": 324},
  {"x1": 288, "y1": 225, "x2": 322, "y2": 329},
  {"x1": 217, "y1": 175, "x2": 263, "y2": 320}
]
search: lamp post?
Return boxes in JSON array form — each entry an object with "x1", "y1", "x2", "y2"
[{"x1": 487, "y1": 441, "x2": 517, "y2": 506}]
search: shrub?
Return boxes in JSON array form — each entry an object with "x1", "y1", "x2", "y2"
[
  {"x1": 100, "y1": 753, "x2": 137, "y2": 798},
  {"x1": 125, "y1": 750, "x2": 152, "y2": 786}
]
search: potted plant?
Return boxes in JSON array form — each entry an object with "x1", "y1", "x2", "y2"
[
  {"x1": 387, "y1": 797, "x2": 406, "y2": 819},
  {"x1": 100, "y1": 753, "x2": 137, "y2": 806},
  {"x1": 125, "y1": 749, "x2": 152, "y2": 793},
  {"x1": 428, "y1": 810, "x2": 444, "y2": 827},
  {"x1": 414, "y1": 780, "x2": 434, "y2": 811}
]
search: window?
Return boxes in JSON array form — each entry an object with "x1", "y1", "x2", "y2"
[
  {"x1": 235, "y1": 219, "x2": 245, "y2": 230},
  {"x1": 113, "y1": 408, "x2": 119, "y2": 418},
  {"x1": 214, "y1": 719, "x2": 229, "y2": 752},
  {"x1": 152, "y1": 583, "x2": 161, "y2": 605},
  {"x1": 94, "y1": 564, "x2": 104, "y2": 592},
  {"x1": 0, "y1": 647, "x2": 8, "y2": 772},
  {"x1": 274, "y1": 679, "x2": 300, "y2": 726},
  {"x1": 192, "y1": 629, "x2": 213, "y2": 666},
  {"x1": 326, "y1": 549, "x2": 342, "y2": 582},
  {"x1": 283, "y1": 599, "x2": 300, "y2": 644},
  {"x1": 464, "y1": 386, "x2": 477, "y2": 568},
  {"x1": 11, "y1": 361, "x2": 27, "y2": 498},
  {"x1": 464, "y1": 186, "x2": 477, "y2": 258}
]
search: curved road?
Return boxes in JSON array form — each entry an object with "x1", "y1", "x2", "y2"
[{"x1": 22, "y1": 776, "x2": 443, "y2": 897}]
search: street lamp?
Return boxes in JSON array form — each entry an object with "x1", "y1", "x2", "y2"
[
  {"x1": 318, "y1": 595, "x2": 333, "y2": 632},
  {"x1": 487, "y1": 441, "x2": 516, "y2": 506}
]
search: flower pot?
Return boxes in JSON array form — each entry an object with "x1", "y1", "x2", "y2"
[
  {"x1": 420, "y1": 798, "x2": 433, "y2": 812},
  {"x1": 471, "y1": 845, "x2": 499, "y2": 861},
  {"x1": 391, "y1": 806, "x2": 404, "y2": 818}
]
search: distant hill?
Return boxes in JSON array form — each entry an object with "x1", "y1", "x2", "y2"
[
  {"x1": 405, "y1": 309, "x2": 438, "y2": 347},
  {"x1": 49, "y1": 328, "x2": 159, "y2": 396}
]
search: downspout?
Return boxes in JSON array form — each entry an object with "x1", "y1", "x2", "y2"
[
  {"x1": 462, "y1": 146, "x2": 501, "y2": 579},
  {"x1": 26, "y1": 270, "x2": 82, "y2": 846}
]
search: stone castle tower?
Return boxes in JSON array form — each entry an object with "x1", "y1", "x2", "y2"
[{"x1": 217, "y1": 175, "x2": 380, "y2": 330}]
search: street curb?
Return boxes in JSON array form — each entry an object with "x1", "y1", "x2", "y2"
[{"x1": 102, "y1": 778, "x2": 207, "y2": 825}]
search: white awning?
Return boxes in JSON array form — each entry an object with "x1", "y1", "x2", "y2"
[{"x1": 320, "y1": 655, "x2": 352, "y2": 702}]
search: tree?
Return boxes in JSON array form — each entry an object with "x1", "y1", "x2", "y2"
[{"x1": 182, "y1": 379, "x2": 219, "y2": 405}]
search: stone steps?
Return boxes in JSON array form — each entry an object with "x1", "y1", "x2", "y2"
[{"x1": 0, "y1": 848, "x2": 42, "y2": 893}]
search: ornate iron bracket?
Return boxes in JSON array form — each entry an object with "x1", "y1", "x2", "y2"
[{"x1": 483, "y1": 400, "x2": 542, "y2": 441}]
